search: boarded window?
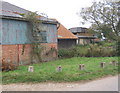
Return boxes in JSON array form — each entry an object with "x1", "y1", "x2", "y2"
[
  {"x1": 39, "y1": 31, "x2": 47, "y2": 43},
  {"x1": 34, "y1": 31, "x2": 47, "y2": 43}
]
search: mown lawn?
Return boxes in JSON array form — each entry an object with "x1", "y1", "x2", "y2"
[{"x1": 1, "y1": 57, "x2": 119, "y2": 84}]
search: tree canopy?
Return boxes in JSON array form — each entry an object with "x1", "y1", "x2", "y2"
[{"x1": 79, "y1": 0, "x2": 120, "y2": 40}]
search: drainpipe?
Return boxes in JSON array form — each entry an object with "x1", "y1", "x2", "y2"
[{"x1": 57, "y1": 22, "x2": 60, "y2": 29}]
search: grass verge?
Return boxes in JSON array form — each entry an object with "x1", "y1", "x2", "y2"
[{"x1": 1, "y1": 57, "x2": 119, "y2": 84}]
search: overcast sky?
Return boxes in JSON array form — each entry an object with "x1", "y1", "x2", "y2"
[{"x1": 3, "y1": 0, "x2": 101, "y2": 29}]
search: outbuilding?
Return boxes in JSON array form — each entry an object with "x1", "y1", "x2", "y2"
[
  {"x1": 58, "y1": 23, "x2": 78, "y2": 49},
  {"x1": 0, "y1": 1, "x2": 58, "y2": 67},
  {"x1": 69, "y1": 27, "x2": 96, "y2": 45}
]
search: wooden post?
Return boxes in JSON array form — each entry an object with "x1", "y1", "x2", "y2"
[
  {"x1": 79, "y1": 64, "x2": 85, "y2": 70},
  {"x1": 56, "y1": 65, "x2": 62, "y2": 72},
  {"x1": 100, "y1": 62, "x2": 106, "y2": 68},
  {"x1": 28, "y1": 66, "x2": 34, "y2": 72}
]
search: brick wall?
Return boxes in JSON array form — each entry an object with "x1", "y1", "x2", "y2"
[
  {"x1": 1, "y1": 44, "x2": 31, "y2": 66},
  {"x1": 41, "y1": 43, "x2": 58, "y2": 61},
  {"x1": 1, "y1": 43, "x2": 57, "y2": 66}
]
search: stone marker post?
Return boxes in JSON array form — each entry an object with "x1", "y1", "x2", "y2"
[
  {"x1": 100, "y1": 62, "x2": 106, "y2": 68},
  {"x1": 28, "y1": 66, "x2": 34, "y2": 72},
  {"x1": 56, "y1": 65, "x2": 62, "y2": 72},
  {"x1": 79, "y1": 64, "x2": 85, "y2": 70}
]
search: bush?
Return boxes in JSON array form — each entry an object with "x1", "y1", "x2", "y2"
[
  {"x1": 97, "y1": 41, "x2": 116, "y2": 47},
  {"x1": 58, "y1": 48, "x2": 73, "y2": 58},
  {"x1": 86, "y1": 44, "x2": 117, "y2": 57},
  {"x1": 58, "y1": 46, "x2": 89, "y2": 58},
  {"x1": 1, "y1": 58, "x2": 18, "y2": 71},
  {"x1": 72, "y1": 45, "x2": 88, "y2": 57},
  {"x1": 58, "y1": 43, "x2": 117, "y2": 58}
]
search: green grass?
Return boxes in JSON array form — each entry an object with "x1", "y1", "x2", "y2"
[{"x1": 1, "y1": 57, "x2": 119, "y2": 84}]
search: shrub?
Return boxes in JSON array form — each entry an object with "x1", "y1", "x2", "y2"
[
  {"x1": 58, "y1": 48, "x2": 73, "y2": 58},
  {"x1": 97, "y1": 41, "x2": 116, "y2": 47},
  {"x1": 86, "y1": 44, "x2": 117, "y2": 57},
  {"x1": 58, "y1": 46, "x2": 89, "y2": 58},
  {"x1": 2, "y1": 58, "x2": 18, "y2": 71},
  {"x1": 58, "y1": 43, "x2": 117, "y2": 58},
  {"x1": 72, "y1": 46, "x2": 88, "y2": 57}
]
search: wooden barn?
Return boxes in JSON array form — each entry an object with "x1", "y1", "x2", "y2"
[{"x1": 0, "y1": 1, "x2": 58, "y2": 67}]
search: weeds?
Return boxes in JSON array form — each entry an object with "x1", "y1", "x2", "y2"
[{"x1": 58, "y1": 44, "x2": 117, "y2": 58}]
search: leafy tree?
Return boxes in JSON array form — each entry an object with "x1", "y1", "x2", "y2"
[{"x1": 79, "y1": 0, "x2": 119, "y2": 40}]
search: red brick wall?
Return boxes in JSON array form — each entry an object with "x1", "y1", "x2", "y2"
[
  {"x1": 41, "y1": 43, "x2": 58, "y2": 61},
  {"x1": 2, "y1": 45, "x2": 18, "y2": 65},
  {"x1": 1, "y1": 44, "x2": 31, "y2": 66},
  {"x1": 18, "y1": 44, "x2": 32, "y2": 65},
  {"x1": 1, "y1": 43, "x2": 57, "y2": 66}
]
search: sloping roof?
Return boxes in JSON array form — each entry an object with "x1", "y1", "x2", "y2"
[
  {"x1": 69, "y1": 27, "x2": 88, "y2": 33},
  {"x1": 0, "y1": 1, "x2": 57, "y2": 23},
  {"x1": 58, "y1": 23, "x2": 78, "y2": 39},
  {"x1": 1, "y1": 1, "x2": 28, "y2": 17},
  {"x1": 69, "y1": 27, "x2": 96, "y2": 39}
]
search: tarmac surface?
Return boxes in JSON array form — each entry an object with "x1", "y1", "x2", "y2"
[{"x1": 1, "y1": 75, "x2": 119, "y2": 91}]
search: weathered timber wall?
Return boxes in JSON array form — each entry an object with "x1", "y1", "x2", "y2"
[{"x1": 1, "y1": 19, "x2": 57, "y2": 44}]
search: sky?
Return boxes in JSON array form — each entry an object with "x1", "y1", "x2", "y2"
[{"x1": 2, "y1": 0, "x2": 101, "y2": 29}]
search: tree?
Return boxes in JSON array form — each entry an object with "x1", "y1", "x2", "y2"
[{"x1": 79, "y1": 0, "x2": 119, "y2": 40}]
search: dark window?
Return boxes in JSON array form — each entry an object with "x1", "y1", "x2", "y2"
[
  {"x1": 39, "y1": 31, "x2": 47, "y2": 43},
  {"x1": 74, "y1": 33, "x2": 77, "y2": 35},
  {"x1": 34, "y1": 31, "x2": 47, "y2": 43}
]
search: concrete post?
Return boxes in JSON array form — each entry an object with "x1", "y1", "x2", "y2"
[
  {"x1": 100, "y1": 62, "x2": 106, "y2": 68},
  {"x1": 56, "y1": 65, "x2": 62, "y2": 72},
  {"x1": 28, "y1": 66, "x2": 34, "y2": 72},
  {"x1": 79, "y1": 64, "x2": 85, "y2": 70}
]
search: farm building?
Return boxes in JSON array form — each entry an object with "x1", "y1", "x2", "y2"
[
  {"x1": 69, "y1": 27, "x2": 96, "y2": 45},
  {"x1": 0, "y1": 1, "x2": 58, "y2": 67},
  {"x1": 57, "y1": 22, "x2": 78, "y2": 49}
]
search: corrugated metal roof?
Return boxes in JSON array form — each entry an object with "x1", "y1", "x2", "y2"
[
  {"x1": 58, "y1": 23, "x2": 78, "y2": 39},
  {"x1": 0, "y1": 1, "x2": 57, "y2": 23},
  {"x1": 69, "y1": 27, "x2": 96, "y2": 39},
  {"x1": 1, "y1": 1, "x2": 28, "y2": 17},
  {"x1": 69, "y1": 27, "x2": 88, "y2": 33}
]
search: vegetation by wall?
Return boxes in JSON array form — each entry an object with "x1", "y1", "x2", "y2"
[{"x1": 58, "y1": 41, "x2": 117, "y2": 58}]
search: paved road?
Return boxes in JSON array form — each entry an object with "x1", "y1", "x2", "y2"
[{"x1": 1, "y1": 75, "x2": 119, "y2": 91}]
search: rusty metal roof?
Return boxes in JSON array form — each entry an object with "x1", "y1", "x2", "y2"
[{"x1": 58, "y1": 23, "x2": 78, "y2": 39}]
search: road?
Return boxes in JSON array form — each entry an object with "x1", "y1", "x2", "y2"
[{"x1": 1, "y1": 75, "x2": 119, "y2": 91}]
